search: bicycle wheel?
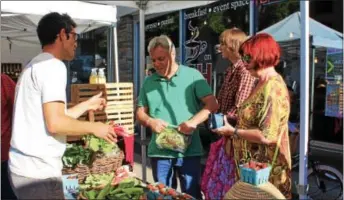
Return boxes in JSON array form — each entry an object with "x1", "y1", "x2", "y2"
[{"x1": 307, "y1": 164, "x2": 343, "y2": 200}]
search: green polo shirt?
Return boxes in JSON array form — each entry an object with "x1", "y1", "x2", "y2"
[{"x1": 137, "y1": 65, "x2": 213, "y2": 158}]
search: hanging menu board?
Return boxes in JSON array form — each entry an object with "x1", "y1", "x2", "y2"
[
  {"x1": 325, "y1": 82, "x2": 343, "y2": 118},
  {"x1": 325, "y1": 48, "x2": 343, "y2": 82}
]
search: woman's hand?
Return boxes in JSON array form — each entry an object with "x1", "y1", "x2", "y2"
[{"x1": 212, "y1": 115, "x2": 235, "y2": 136}]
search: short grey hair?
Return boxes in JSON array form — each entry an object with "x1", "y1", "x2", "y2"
[{"x1": 147, "y1": 35, "x2": 175, "y2": 54}]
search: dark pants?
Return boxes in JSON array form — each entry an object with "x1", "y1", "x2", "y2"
[
  {"x1": 2, "y1": 161, "x2": 17, "y2": 200},
  {"x1": 151, "y1": 156, "x2": 201, "y2": 199}
]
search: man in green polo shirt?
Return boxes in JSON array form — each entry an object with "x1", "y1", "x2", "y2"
[{"x1": 136, "y1": 35, "x2": 218, "y2": 199}]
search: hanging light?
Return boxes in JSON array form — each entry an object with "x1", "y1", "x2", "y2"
[
  {"x1": 204, "y1": 20, "x2": 207, "y2": 25},
  {"x1": 314, "y1": 57, "x2": 318, "y2": 64}
]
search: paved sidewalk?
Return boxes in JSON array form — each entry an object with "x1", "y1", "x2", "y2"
[{"x1": 132, "y1": 135, "x2": 343, "y2": 199}]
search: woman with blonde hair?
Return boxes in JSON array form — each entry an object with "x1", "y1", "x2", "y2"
[
  {"x1": 213, "y1": 33, "x2": 292, "y2": 198},
  {"x1": 202, "y1": 28, "x2": 256, "y2": 200}
]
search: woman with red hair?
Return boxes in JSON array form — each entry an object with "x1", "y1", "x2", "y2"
[{"x1": 213, "y1": 33, "x2": 291, "y2": 198}]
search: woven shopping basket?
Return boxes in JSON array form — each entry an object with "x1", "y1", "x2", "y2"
[
  {"x1": 226, "y1": 128, "x2": 288, "y2": 199},
  {"x1": 62, "y1": 151, "x2": 124, "y2": 183},
  {"x1": 224, "y1": 181, "x2": 285, "y2": 199}
]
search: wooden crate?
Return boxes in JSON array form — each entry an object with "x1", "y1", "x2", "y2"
[{"x1": 70, "y1": 83, "x2": 134, "y2": 134}]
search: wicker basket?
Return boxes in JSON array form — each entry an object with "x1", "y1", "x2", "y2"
[
  {"x1": 224, "y1": 181, "x2": 286, "y2": 199},
  {"x1": 62, "y1": 151, "x2": 124, "y2": 183}
]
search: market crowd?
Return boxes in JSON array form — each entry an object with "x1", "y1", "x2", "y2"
[{"x1": 1, "y1": 12, "x2": 293, "y2": 200}]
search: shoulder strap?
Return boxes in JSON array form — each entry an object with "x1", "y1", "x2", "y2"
[{"x1": 270, "y1": 129, "x2": 285, "y2": 171}]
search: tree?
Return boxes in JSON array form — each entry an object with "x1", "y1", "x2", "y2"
[{"x1": 258, "y1": 0, "x2": 299, "y2": 31}]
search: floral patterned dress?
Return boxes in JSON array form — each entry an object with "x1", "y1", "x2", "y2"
[{"x1": 232, "y1": 75, "x2": 292, "y2": 199}]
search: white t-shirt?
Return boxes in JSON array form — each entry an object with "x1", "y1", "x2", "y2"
[{"x1": 9, "y1": 52, "x2": 67, "y2": 179}]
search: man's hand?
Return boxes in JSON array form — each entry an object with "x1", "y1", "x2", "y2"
[
  {"x1": 147, "y1": 118, "x2": 168, "y2": 134},
  {"x1": 92, "y1": 122, "x2": 117, "y2": 143},
  {"x1": 178, "y1": 120, "x2": 197, "y2": 135},
  {"x1": 87, "y1": 92, "x2": 106, "y2": 111}
]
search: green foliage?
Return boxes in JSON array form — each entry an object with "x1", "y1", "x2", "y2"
[
  {"x1": 82, "y1": 134, "x2": 119, "y2": 154},
  {"x1": 62, "y1": 144, "x2": 94, "y2": 168},
  {"x1": 209, "y1": 12, "x2": 226, "y2": 34},
  {"x1": 258, "y1": 0, "x2": 299, "y2": 31}
]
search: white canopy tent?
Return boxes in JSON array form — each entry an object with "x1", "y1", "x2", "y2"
[
  {"x1": 1, "y1": 1, "x2": 118, "y2": 74},
  {"x1": 1, "y1": 1, "x2": 117, "y2": 45}
]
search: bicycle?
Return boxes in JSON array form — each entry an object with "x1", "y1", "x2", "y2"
[{"x1": 291, "y1": 139, "x2": 343, "y2": 200}]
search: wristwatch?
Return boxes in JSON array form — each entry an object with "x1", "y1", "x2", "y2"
[{"x1": 233, "y1": 127, "x2": 239, "y2": 139}]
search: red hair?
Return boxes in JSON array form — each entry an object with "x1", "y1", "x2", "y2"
[{"x1": 240, "y1": 33, "x2": 281, "y2": 69}]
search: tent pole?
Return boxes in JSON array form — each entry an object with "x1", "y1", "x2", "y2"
[
  {"x1": 309, "y1": 47, "x2": 316, "y2": 135},
  {"x1": 298, "y1": 1, "x2": 310, "y2": 199},
  {"x1": 249, "y1": 0, "x2": 255, "y2": 35},
  {"x1": 107, "y1": 27, "x2": 113, "y2": 82},
  {"x1": 139, "y1": 8, "x2": 147, "y2": 183},
  {"x1": 113, "y1": 23, "x2": 119, "y2": 83}
]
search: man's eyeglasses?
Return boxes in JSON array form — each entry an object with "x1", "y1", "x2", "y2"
[
  {"x1": 69, "y1": 32, "x2": 78, "y2": 41},
  {"x1": 241, "y1": 54, "x2": 251, "y2": 63}
]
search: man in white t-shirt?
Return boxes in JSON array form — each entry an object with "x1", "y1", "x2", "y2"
[{"x1": 8, "y1": 12, "x2": 117, "y2": 199}]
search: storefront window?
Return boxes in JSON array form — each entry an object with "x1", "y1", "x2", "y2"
[
  {"x1": 67, "y1": 27, "x2": 109, "y2": 101},
  {"x1": 145, "y1": 12, "x2": 180, "y2": 73},
  {"x1": 184, "y1": 0, "x2": 249, "y2": 93}
]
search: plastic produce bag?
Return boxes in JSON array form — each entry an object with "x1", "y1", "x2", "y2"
[{"x1": 155, "y1": 126, "x2": 192, "y2": 153}]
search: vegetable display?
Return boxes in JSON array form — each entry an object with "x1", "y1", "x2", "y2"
[
  {"x1": 80, "y1": 177, "x2": 145, "y2": 200},
  {"x1": 82, "y1": 134, "x2": 120, "y2": 156},
  {"x1": 62, "y1": 144, "x2": 94, "y2": 168},
  {"x1": 144, "y1": 183, "x2": 195, "y2": 200},
  {"x1": 80, "y1": 173, "x2": 115, "y2": 190},
  {"x1": 155, "y1": 127, "x2": 192, "y2": 153}
]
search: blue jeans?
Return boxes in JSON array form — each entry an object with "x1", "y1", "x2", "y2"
[{"x1": 151, "y1": 156, "x2": 201, "y2": 199}]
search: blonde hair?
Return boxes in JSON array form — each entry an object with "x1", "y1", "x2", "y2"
[
  {"x1": 219, "y1": 28, "x2": 247, "y2": 59},
  {"x1": 147, "y1": 35, "x2": 175, "y2": 54}
]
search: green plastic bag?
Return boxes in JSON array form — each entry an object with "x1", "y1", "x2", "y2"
[{"x1": 155, "y1": 126, "x2": 192, "y2": 153}]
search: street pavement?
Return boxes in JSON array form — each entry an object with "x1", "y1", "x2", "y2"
[{"x1": 131, "y1": 134, "x2": 343, "y2": 199}]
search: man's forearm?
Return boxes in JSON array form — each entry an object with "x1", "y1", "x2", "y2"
[
  {"x1": 189, "y1": 95, "x2": 219, "y2": 126},
  {"x1": 136, "y1": 108, "x2": 152, "y2": 127},
  {"x1": 189, "y1": 108, "x2": 212, "y2": 126},
  {"x1": 67, "y1": 101, "x2": 89, "y2": 119},
  {"x1": 49, "y1": 115, "x2": 96, "y2": 136}
]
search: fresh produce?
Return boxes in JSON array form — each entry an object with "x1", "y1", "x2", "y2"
[
  {"x1": 62, "y1": 144, "x2": 94, "y2": 168},
  {"x1": 80, "y1": 173, "x2": 115, "y2": 190},
  {"x1": 82, "y1": 134, "x2": 120, "y2": 156},
  {"x1": 145, "y1": 183, "x2": 195, "y2": 200},
  {"x1": 82, "y1": 120, "x2": 128, "y2": 155},
  {"x1": 108, "y1": 120, "x2": 131, "y2": 137},
  {"x1": 155, "y1": 127, "x2": 192, "y2": 153},
  {"x1": 80, "y1": 177, "x2": 145, "y2": 200},
  {"x1": 112, "y1": 165, "x2": 136, "y2": 186},
  {"x1": 243, "y1": 160, "x2": 269, "y2": 171}
]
